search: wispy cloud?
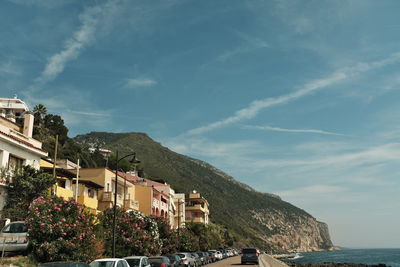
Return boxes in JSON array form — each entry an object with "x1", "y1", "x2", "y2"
[
  {"x1": 187, "y1": 53, "x2": 400, "y2": 135},
  {"x1": 244, "y1": 125, "x2": 346, "y2": 136},
  {"x1": 216, "y1": 32, "x2": 269, "y2": 62},
  {"x1": 0, "y1": 61, "x2": 21, "y2": 76},
  {"x1": 29, "y1": 0, "x2": 121, "y2": 91},
  {"x1": 124, "y1": 78, "x2": 158, "y2": 88},
  {"x1": 68, "y1": 110, "x2": 111, "y2": 117}
]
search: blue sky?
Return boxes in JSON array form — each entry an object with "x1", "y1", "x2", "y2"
[{"x1": 2, "y1": 0, "x2": 400, "y2": 248}]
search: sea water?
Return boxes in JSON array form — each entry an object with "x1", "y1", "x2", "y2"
[{"x1": 283, "y1": 249, "x2": 400, "y2": 267}]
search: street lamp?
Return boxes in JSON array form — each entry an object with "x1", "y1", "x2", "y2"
[{"x1": 112, "y1": 150, "x2": 140, "y2": 258}]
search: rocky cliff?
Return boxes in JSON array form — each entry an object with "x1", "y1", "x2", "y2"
[{"x1": 252, "y1": 209, "x2": 333, "y2": 252}]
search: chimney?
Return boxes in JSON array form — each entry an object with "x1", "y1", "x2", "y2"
[{"x1": 23, "y1": 112, "x2": 34, "y2": 138}]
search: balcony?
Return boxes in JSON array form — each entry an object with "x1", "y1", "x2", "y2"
[
  {"x1": 186, "y1": 217, "x2": 205, "y2": 224},
  {"x1": 152, "y1": 198, "x2": 160, "y2": 208},
  {"x1": 102, "y1": 191, "x2": 113, "y2": 202},
  {"x1": 77, "y1": 195, "x2": 98, "y2": 210},
  {"x1": 55, "y1": 186, "x2": 74, "y2": 200},
  {"x1": 124, "y1": 199, "x2": 139, "y2": 210},
  {"x1": 185, "y1": 204, "x2": 206, "y2": 213}
]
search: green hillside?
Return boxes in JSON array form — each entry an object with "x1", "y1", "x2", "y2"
[{"x1": 74, "y1": 132, "x2": 332, "y2": 251}]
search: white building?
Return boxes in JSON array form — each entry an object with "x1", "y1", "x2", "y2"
[{"x1": 0, "y1": 97, "x2": 48, "y2": 210}]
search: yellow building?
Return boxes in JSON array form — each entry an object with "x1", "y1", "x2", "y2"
[
  {"x1": 40, "y1": 159, "x2": 74, "y2": 201},
  {"x1": 185, "y1": 190, "x2": 210, "y2": 225},
  {"x1": 40, "y1": 159, "x2": 102, "y2": 214},
  {"x1": 77, "y1": 168, "x2": 138, "y2": 212}
]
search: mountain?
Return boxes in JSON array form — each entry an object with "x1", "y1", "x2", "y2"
[{"x1": 74, "y1": 132, "x2": 334, "y2": 252}]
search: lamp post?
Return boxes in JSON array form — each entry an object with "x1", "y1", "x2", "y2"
[{"x1": 112, "y1": 150, "x2": 140, "y2": 258}]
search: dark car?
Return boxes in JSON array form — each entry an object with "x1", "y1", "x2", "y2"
[
  {"x1": 166, "y1": 254, "x2": 184, "y2": 267},
  {"x1": 190, "y1": 253, "x2": 202, "y2": 267},
  {"x1": 149, "y1": 256, "x2": 171, "y2": 267},
  {"x1": 241, "y1": 248, "x2": 259, "y2": 265},
  {"x1": 39, "y1": 262, "x2": 89, "y2": 267}
]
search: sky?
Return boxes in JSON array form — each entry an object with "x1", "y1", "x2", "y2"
[{"x1": 1, "y1": 0, "x2": 400, "y2": 249}]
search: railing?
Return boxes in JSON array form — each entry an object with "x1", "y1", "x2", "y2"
[
  {"x1": 186, "y1": 217, "x2": 204, "y2": 223},
  {"x1": 124, "y1": 199, "x2": 139, "y2": 210},
  {"x1": 259, "y1": 254, "x2": 288, "y2": 267},
  {"x1": 56, "y1": 186, "x2": 74, "y2": 200},
  {"x1": 78, "y1": 195, "x2": 98, "y2": 210},
  {"x1": 102, "y1": 191, "x2": 113, "y2": 202}
]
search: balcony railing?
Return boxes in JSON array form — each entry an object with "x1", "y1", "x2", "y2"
[
  {"x1": 78, "y1": 195, "x2": 98, "y2": 210},
  {"x1": 102, "y1": 191, "x2": 113, "y2": 202},
  {"x1": 124, "y1": 199, "x2": 139, "y2": 210},
  {"x1": 186, "y1": 217, "x2": 205, "y2": 223}
]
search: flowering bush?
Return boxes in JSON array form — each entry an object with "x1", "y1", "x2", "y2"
[
  {"x1": 152, "y1": 217, "x2": 179, "y2": 254},
  {"x1": 98, "y1": 207, "x2": 162, "y2": 257},
  {"x1": 27, "y1": 196, "x2": 101, "y2": 263}
]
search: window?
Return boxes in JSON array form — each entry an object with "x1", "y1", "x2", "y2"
[
  {"x1": 8, "y1": 155, "x2": 23, "y2": 172},
  {"x1": 1, "y1": 222, "x2": 27, "y2": 233}
]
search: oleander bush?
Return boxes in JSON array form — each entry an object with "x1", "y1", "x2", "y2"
[
  {"x1": 98, "y1": 207, "x2": 162, "y2": 257},
  {"x1": 27, "y1": 196, "x2": 100, "y2": 263},
  {"x1": 153, "y1": 217, "x2": 180, "y2": 254}
]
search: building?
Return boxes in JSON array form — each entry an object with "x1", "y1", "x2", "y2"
[
  {"x1": 185, "y1": 190, "x2": 210, "y2": 225},
  {"x1": 40, "y1": 159, "x2": 103, "y2": 214},
  {"x1": 173, "y1": 193, "x2": 185, "y2": 229},
  {"x1": 0, "y1": 97, "x2": 48, "y2": 210},
  {"x1": 77, "y1": 168, "x2": 139, "y2": 212}
]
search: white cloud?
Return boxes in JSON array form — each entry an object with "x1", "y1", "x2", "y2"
[
  {"x1": 187, "y1": 53, "x2": 400, "y2": 135},
  {"x1": 0, "y1": 61, "x2": 21, "y2": 76},
  {"x1": 30, "y1": 0, "x2": 121, "y2": 91},
  {"x1": 244, "y1": 125, "x2": 346, "y2": 136},
  {"x1": 124, "y1": 78, "x2": 158, "y2": 88}
]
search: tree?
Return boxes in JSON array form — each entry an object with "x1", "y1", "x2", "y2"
[
  {"x1": 33, "y1": 104, "x2": 47, "y2": 123},
  {"x1": 2, "y1": 166, "x2": 56, "y2": 220}
]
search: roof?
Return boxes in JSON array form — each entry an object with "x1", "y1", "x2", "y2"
[
  {"x1": 41, "y1": 167, "x2": 76, "y2": 179},
  {"x1": 0, "y1": 129, "x2": 47, "y2": 154},
  {"x1": 72, "y1": 179, "x2": 103, "y2": 189}
]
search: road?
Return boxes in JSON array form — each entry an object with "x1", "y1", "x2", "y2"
[{"x1": 208, "y1": 256, "x2": 257, "y2": 267}]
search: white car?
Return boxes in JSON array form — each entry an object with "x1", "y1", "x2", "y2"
[
  {"x1": 90, "y1": 258, "x2": 130, "y2": 267},
  {"x1": 123, "y1": 256, "x2": 151, "y2": 267}
]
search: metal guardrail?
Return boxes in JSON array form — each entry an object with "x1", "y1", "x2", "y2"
[{"x1": 259, "y1": 254, "x2": 289, "y2": 267}]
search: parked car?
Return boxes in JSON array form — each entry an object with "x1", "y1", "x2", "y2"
[
  {"x1": 215, "y1": 251, "x2": 223, "y2": 261},
  {"x1": 194, "y1": 252, "x2": 206, "y2": 266},
  {"x1": 241, "y1": 248, "x2": 259, "y2": 265},
  {"x1": 123, "y1": 256, "x2": 151, "y2": 267},
  {"x1": 0, "y1": 221, "x2": 29, "y2": 254},
  {"x1": 203, "y1": 252, "x2": 212, "y2": 264},
  {"x1": 90, "y1": 258, "x2": 130, "y2": 267},
  {"x1": 165, "y1": 254, "x2": 184, "y2": 267},
  {"x1": 190, "y1": 253, "x2": 202, "y2": 267},
  {"x1": 148, "y1": 256, "x2": 171, "y2": 267},
  {"x1": 176, "y1": 252, "x2": 195, "y2": 267},
  {"x1": 39, "y1": 262, "x2": 89, "y2": 267},
  {"x1": 207, "y1": 251, "x2": 216, "y2": 262}
]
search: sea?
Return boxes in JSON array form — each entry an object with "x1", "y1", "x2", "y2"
[{"x1": 282, "y1": 249, "x2": 400, "y2": 267}]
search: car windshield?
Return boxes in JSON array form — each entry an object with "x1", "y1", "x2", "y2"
[
  {"x1": 125, "y1": 259, "x2": 140, "y2": 267},
  {"x1": 89, "y1": 261, "x2": 116, "y2": 267},
  {"x1": 242, "y1": 249, "x2": 257, "y2": 254},
  {"x1": 1, "y1": 222, "x2": 27, "y2": 233},
  {"x1": 177, "y1": 254, "x2": 185, "y2": 259}
]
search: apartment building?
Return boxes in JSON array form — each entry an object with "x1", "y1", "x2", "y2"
[{"x1": 0, "y1": 97, "x2": 48, "y2": 210}]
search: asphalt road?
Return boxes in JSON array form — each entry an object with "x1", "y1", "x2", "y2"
[{"x1": 208, "y1": 256, "x2": 258, "y2": 267}]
